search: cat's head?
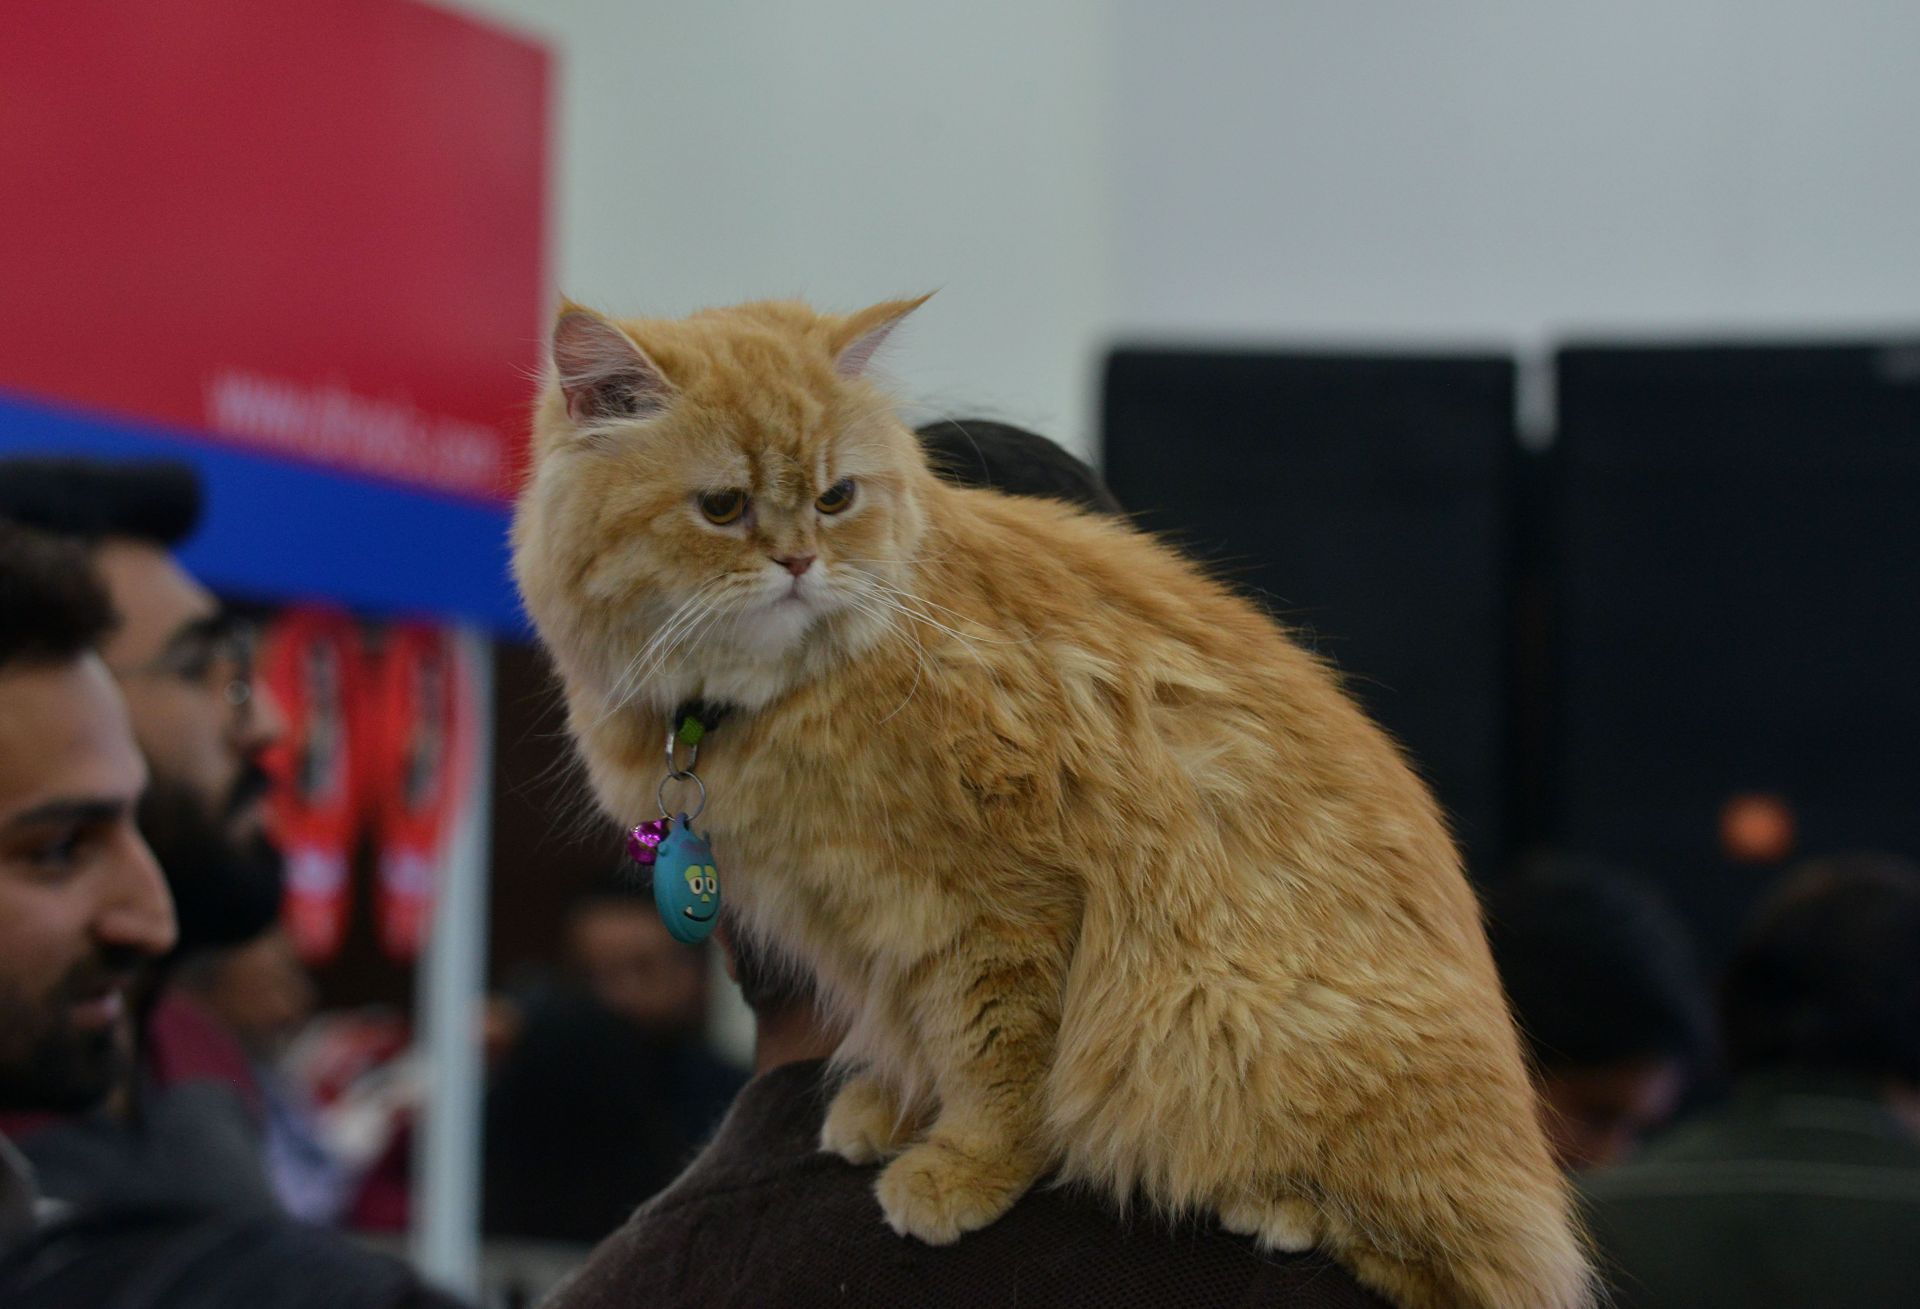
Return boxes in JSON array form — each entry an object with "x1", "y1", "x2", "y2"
[{"x1": 512, "y1": 296, "x2": 935, "y2": 714}]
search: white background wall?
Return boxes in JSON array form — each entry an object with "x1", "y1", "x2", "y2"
[
  {"x1": 1113, "y1": 1, "x2": 1920, "y2": 347},
  {"x1": 460, "y1": 0, "x2": 1920, "y2": 444},
  {"x1": 462, "y1": 0, "x2": 1115, "y2": 456}
]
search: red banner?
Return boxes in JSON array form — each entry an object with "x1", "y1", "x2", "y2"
[{"x1": 0, "y1": 1, "x2": 548, "y2": 502}]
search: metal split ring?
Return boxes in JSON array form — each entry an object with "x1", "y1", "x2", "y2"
[{"x1": 656, "y1": 769, "x2": 707, "y2": 823}]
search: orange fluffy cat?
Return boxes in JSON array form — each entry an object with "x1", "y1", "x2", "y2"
[{"x1": 512, "y1": 296, "x2": 1591, "y2": 1309}]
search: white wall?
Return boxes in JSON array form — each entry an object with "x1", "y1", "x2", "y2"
[
  {"x1": 463, "y1": 1, "x2": 1920, "y2": 462},
  {"x1": 460, "y1": 0, "x2": 1115, "y2": 456},
  {"x1": 1114, "y1": 2, "x2": 1920, "y2": 345}
]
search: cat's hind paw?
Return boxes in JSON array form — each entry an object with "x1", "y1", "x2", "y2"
[
  {"x1": 820, "y1": 1074, "x2": 915, "y2": 1165},
  {"x1": 874, "y1": 1136, "x2": 1036, "y2": 1245},
  {"x1": 1219, "y1": 1195, "x2": 1320, "y2": 1254}
]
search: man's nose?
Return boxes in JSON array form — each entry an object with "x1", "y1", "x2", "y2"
[
  {"x1": 96, "y1": 828, "x2": 177, "y2": 959},
  {"x1": 237, "y1": 678, "x2": 289, "y2": 753}
]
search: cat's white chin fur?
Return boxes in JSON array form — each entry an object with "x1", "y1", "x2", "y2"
[
  {"x1": 734, "y1": 584, "x2": 827, "y2": 656},
  {"x1": 597, "y1": 583, "x2": 892, "y2": 716}
]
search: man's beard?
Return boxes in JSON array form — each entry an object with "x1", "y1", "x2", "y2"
[
  {"x1": 0, "y1": 953, "x2": 139, "y2": 1112},
  {"x1": 136, "y1": 763, "x2": 287, "y2": 955}
]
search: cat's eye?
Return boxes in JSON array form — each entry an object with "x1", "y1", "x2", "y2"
[
  {"x1": 815, "y1": 478, "x2": 856, "y2": 515},
  {"x1": 699, "y1": 489, "x2": 748, "y2": 525}
]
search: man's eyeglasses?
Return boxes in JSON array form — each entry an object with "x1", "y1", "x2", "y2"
[{"x1": 114, "y1": 616, "x2": 258, "y2": 729}]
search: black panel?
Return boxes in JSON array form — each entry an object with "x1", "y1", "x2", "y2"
[
  {"x1": 1101, "y1": 348, "x2": 1517, "y2": 879},
  {"x1": 1552, "y1": 342, "x2": 1920, "y2": 963}
]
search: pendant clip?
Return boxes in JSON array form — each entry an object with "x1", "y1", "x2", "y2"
[{"x1": 665, "y1": 720, "x2": 700, "y2": 776}]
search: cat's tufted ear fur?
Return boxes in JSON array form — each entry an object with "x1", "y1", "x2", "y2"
[
  {"x1": 552, "y1": 301, "x2": 675, "y2": 425},
  {"x1": 832, "y1": 294, "x2": 933, "y2": 380}
]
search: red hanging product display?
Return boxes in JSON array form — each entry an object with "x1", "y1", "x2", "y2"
[
  {"x1": 260, "y1": 608, "x2": 366, "y2": 965},
  {"x1": 367, "y1": 625, "x2": 474, "y2": 962}
]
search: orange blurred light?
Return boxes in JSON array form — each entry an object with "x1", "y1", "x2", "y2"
[{"x1": 1720, "y1": 792, "x2": 1796, "y2": 864}]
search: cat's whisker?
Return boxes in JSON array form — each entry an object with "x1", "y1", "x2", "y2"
[
  {"x1": 876, "y1": 621, "x2": 928, "y2": 726},
  {"x1": 844, "y1": 582, "x2": 950, "y2": 644},
  {"x1": 628, "y1": 592, "x2": 725, "y2": 698},
  {"x1": 591, "y1": 577, "x2": 731, "y2": 726},
  {"x1": 608, "y1": 598, "x2": 707, "y2": 708},
  {"x1": 600, "y1": 618, "x2": 665, "y2": 710},
  {"x1": 877, "y1": 578, "x2": 1015, "y2": 629},
  {"x1": 836, "y1": 590, "x2": 902, "y2": 647},
  {"x1": 831, "y1": 553, "x2": 953, "y2": 567},
  {"x1": 829, "y1": 592, "x2": 929, "y2": 724},
  {"x1": 840, "y1": 578, "x2": 933, "y2": 638},
  {"x1": 658, "y1": 592, "x2": 739, "y2": 683},
  {"x1": 611, "y1": 582, "x2": 719, "y2": 696},
  {"x1": 850, "y1": 579, "x2": 1010, "y2": 660},
  {"x1": 657, "y1": 579, "x2": 763, "y2": 688},
  {"x1": 866, "y1": 582, "x2": 1019, "y2": 641}
]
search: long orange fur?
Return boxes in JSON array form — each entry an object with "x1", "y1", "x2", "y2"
[{"x1": 511, "y1": 297, "x2": 1592, "y2": 1309}]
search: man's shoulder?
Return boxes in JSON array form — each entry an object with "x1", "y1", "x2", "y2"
[
  {"x1": 1, "y1": 1201, "x2": 468, "y2": 1309},
  {"x1": 1584, "y1": 1083, "x2": 1920, "y2": 1209},
  {"x1": 558, "y1": 1178, "x2": 1388, "y2": 1309},
  {"x1": 550, "y1": 1060, "x2": 1391, "y2": 1309},
  {"x1": 1584, "y1": 1143, "x2": 1920, "y2": 1221},
  {"x1": 545, "y1": 1060, "x2": 883, "y2": 1308},
  {"x1": 1582, "y1": 1087, "x2": 1920, "y2": 1308},
  {"x1": 0, "y1": 1133, "x2": 42, "y2": 1256}
]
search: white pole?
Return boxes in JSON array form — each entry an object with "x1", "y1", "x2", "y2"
[{"x1": 412, "y1": 627, "x2": 495, "y2": 1297}]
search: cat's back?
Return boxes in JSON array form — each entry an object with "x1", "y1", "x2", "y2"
[
  {"x1": 920, "y1": 480, "x2": 1397, "y2": 768},
  {"x1": 928, "y1": 482, "x2": 1307, "y2": 668}
]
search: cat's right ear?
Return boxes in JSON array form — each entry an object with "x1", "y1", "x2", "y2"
[{"x1": 552, "y1": 303, "x2": 675, "y2": 426}]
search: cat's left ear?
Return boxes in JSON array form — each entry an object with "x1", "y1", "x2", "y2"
[
  {"x1": 832, "y1": 293, "x2": 933, "y2": 379},
  {"x1": 552, "y1": 301, "x2": 676, "y2": 426}
]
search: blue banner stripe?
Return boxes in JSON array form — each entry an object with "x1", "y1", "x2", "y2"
[{"x1": 0, "y1": 392, "x2": 527, "y2": 634}]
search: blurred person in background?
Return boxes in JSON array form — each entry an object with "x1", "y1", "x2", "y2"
[
  {"x1": 0, "y1": 520, "x2": 459, "y2": 1309},
  {"x1": 483, "y1": 880, "x2": 744, "y2": 1244},
  {"x1": 1583, "y1": 853, "x2": 1920, "y2": 1309},
  {"x1": 545, "y1": 421, "x2": 1390, "y2": 1309},
  {"x1": 0, "y1": 457, "x2": 290, "y2": 1214},
  {"x1": 173, "y1": 929, "x2": 315, "y2": 1079},
  {"x1": 1484, "y1": 855, "x2": 1713, "y2": 1170},
  {"x1": 173, "y1": 929, "x2": 357, "y2": 1224}
]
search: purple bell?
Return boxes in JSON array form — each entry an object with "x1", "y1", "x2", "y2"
[{"x1": 625, "y1": 817, "x2": 671, "y2": 866}]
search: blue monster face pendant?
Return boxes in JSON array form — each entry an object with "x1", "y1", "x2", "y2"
[{"x1": 653, "y1": 814, "x2": 720, "y2": 944}]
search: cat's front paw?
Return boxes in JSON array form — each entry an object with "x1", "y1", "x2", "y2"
[
  {"x1": 873, "y1": 1136, "x2": 1038, "y2": 1245},
  {"x1": 820, "y1": 1074, "x2": 914, "y2": 1165}
]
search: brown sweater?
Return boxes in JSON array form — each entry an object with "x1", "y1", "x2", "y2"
[{"x1": 545, "y1": 1060, "x2": 1391, "y2": 1309}]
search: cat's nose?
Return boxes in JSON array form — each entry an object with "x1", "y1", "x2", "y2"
[{"x1": 773, "y1": 553, "x2": 816, "y2": 577}]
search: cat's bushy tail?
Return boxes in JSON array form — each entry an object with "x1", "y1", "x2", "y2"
[
  {"x1": 1325, "y1": 1168, "x2": 1596, "y2": 1309},
  {"x1": 1045, "y1": 867, "x2": 1595, "y2": 1309}
]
